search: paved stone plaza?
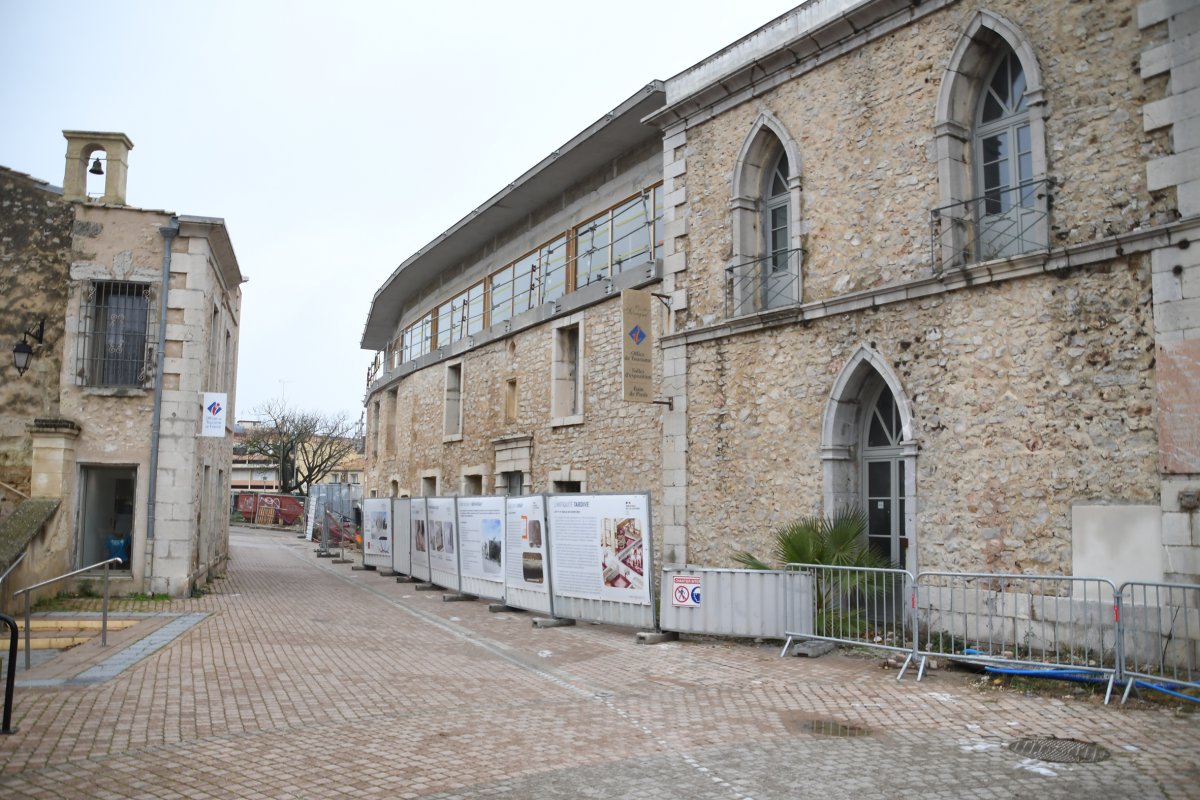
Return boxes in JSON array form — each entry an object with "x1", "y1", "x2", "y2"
[{"x1": 1, "y1": 527, "x2": 1196, "y2": 799}]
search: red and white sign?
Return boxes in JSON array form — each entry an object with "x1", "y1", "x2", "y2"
[{"x1": 670, "y1": 574, "x2": 701, "y2": 607}]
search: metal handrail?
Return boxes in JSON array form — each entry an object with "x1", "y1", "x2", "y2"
[
  {"x1": 0, "y1": 613, "x2": 16, "y2": 734},
  {"x1": 13, "y1": 557, "x2": 123, "y2": 670}
]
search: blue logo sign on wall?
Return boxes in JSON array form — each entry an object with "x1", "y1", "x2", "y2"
[{"x1": 628, "y1": 325, "x2": 646, "y2": 345}]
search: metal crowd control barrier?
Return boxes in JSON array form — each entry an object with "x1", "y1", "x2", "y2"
[
  {"x1": 783, "y1": 563, "x2": 917, "y2": 677},
  {"x1": 1117, "y1": 580, "x2": 1200, "y2": 704},
  {"x1": 914, "y1": 571, "x2": 1120, "y2": 699},
  {"x1": 659, "y1": 566, "x2": 812, "y2": 640}
]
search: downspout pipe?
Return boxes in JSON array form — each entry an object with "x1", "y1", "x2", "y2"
[{"x1": 147, "y1": 217, "x2": 180, "y2": 553}]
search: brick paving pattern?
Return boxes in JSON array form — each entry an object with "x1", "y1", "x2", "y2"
[{"x1": 0, "y1": 527, "x2": 1196, "y2": 799}]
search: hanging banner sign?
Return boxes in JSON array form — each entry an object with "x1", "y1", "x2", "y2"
[
  {"x1": 621, "y1": 289, "x2": 653, "y2": 403},
  {"x1": 200, "y1": 392, "x2": 228, "y2": 437}
]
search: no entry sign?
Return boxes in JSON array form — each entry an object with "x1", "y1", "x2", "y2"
[{"x1": 670, "y1": 574, "x2": 701, "y2": 607}]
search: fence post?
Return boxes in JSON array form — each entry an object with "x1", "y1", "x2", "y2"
[{"x1": 1112, "y1": 587, "x2": 1125, "y2": 689}]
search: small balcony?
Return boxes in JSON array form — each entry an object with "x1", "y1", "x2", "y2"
[
  {"x1": 930, "y1": 178, "x2": 1051, "y2": 273},
  {"x1": 725, "y1": 248, "x2": 803, "y2": 318}
]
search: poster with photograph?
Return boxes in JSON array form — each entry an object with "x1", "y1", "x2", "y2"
[
  {"x1": 426, "y1": 497, "x2": 459, "y2": 573},
  {"x1": 363, "y1": 498, "x2": 392, "y2": 558},
  {"x1": 458, "y1": 496, "x2": 506, "y2": 582},
  {"x1": 548, "y1": 493, "x2": 651, "y2": 604},
  {"x1": 410, "y1": 498, "x2": 430, "y2": 573},
  {"x1": 505, "y1": 495, "x2": 549, "y2": 594}
]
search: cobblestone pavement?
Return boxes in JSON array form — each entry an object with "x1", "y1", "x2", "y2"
[{"x1": 1, "y1": 527, "x2": 1196, "y2": 799}]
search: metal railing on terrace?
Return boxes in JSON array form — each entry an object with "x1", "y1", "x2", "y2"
[
  {"x1": 930, "y1": 178, "x2": 1051, "y2": 272},
  {"x1": 725, "y1": 248, "x2": 802, "y2": 318}
]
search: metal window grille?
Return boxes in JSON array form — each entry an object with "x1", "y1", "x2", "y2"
[{"x1": 75, "y1": 281, "x2": 157, "y2": 387}]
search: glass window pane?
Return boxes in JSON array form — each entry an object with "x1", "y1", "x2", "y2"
[
  {"x1": 490, "y1": 265, "x2": 514, "y2": 323},
  {"x1": 1012, "y1": 60, "x2": 1027, "y2": 112},
  {"x1": 867, "y1": 461, "x2": 891, "y2": 496},
  {"x1": 512, "y1": 252, "x2": 538, "y2": 315},
  {"x1": 542, "y1": 236, "x2": 567, "y2": 302},
  {"x1": 653, "y1": 185, "x2": 665, "y2": 262},
  {"x1": 770, "y1": 153, "x2": 789, "y2": 196},
  {"x1": 868, "y1": 500, "x2": 892, "y2": 542},
  {"x1": 990, "y1": 58, "x2": 1011, "y2": 108},
  {"x1": 575, "y1": 214, "x2": 611, "y2": 288},
  {"x1": 611, "y1": 195, "x2": 650, "y2": 275},
  {"x1": 982, "y1": 91, "x2": 1004, "y2": 123},
  {"x1": 467, "y1": 283, "x2": 484, "y2": 335},
  {"x1": 982, "y1": 157, "x2": 1003, "y2": 192}
]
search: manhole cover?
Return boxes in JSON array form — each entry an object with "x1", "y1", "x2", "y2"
[{"x1": 1009, "y1": 737, "x2": 1110, "y2": 763}]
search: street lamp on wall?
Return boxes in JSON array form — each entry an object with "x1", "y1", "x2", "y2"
[{"x1": 12, "y1": 318, "x2": 44, "y2": 377}]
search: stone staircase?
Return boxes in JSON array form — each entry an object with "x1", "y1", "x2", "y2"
[{"x1": 12, "y1": 617, "x2": 139, "y2": 651}]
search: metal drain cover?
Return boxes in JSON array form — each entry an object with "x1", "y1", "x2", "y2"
[{"x1": 1009, "y1": 737, "x2": 1111, "y2": 763}]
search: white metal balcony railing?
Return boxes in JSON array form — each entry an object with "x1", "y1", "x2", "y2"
[
  {"x1": 725, "y1": 248, "x2": 803, "y2": 318},
  {"x1": 930, "y1": 178, "x2": 1051, "y2": 272}
]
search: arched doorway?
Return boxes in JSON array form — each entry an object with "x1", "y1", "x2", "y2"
[{"x1": 821, "y1": 346, "x2": 917, "y2": 570}]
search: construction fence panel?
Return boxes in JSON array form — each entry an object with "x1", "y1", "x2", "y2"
[
  {"x1": 426, "y1": 497, "x2": 460, "y2": 591},
  {"x1": 502, "y1": 495, "x2": 553, "y2": 616},
  {"x1": 391, "y1": 497, "x2": 412, "y2": 576},
  {"x1": 784, "y1": 563, "x2": 917, "y2": 673},
  {"x1": 1118, "y1": 580, "x2": 1200, "y2": 703},
  {"x1": 409, "y1": 498, "x2": 431, "y2": 583},
  {"x1": 309, "y1": 484, "x2": 361, "y2": 553},
  {"x1": 914, "y1": 571, "x2": 1119, "y2": 689},
  {"x1": 362, "y1": 498, "x2": 392, "y2": 570},
  {"x1": 546, "y1": 493, "x2": 655, "y2": 630},
  {"x1": 659, "y1": 566, "x2": 813, "y2": 640},
  {"x1": 456, "y1": 496, "x2": 506, "y2": 601}
]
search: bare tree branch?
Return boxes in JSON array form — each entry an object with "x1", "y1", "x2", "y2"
[{"x1": 243, "y1": 401, "x2": 359, "y2": 494}]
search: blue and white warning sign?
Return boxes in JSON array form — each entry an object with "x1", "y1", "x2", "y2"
[{"x1": 670, "y1": 574, "x2": 701, "y2": 607}]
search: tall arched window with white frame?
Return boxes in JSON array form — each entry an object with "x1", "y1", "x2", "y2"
[
  {"x1": 763, "y1": 150, "x2": 792, "y2": 308},
  {"x1": 974, "y1": 47, "x2": 1038, "y2": 260},
  {"x1": 933, "y1": 12, "x2": 1049, "y2": 271},
  {"x1": 729, "y1": 115, "x2": 802, "y2": 317}
]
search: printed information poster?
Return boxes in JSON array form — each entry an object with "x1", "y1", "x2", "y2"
[
  {"x1": 458, "y1": 496, "x2": 506, "y2": 582},
  {"x1": 505, "y1": 495, "x2": 549, "y2": 594},
  {"x1": 548, "y1": 494, "x2": 650, "y2": 604},
  {"x1": 363, "y1": 498, "x2": 392, "y2": 557},
  {"x1": 410, "y1": 498, "x2": 430, "y2": 573},
  {"x1": 426, "y1": 497, "x2": 458, "y2": 573}
]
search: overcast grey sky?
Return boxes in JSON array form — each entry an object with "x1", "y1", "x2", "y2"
[{"x1": 1, "y1": 0, "x2": 796, "y2": 422}]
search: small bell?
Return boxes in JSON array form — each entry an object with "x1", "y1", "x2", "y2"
[{"x1": 89, "y1": 157, "x2": 104, "y2": 175}]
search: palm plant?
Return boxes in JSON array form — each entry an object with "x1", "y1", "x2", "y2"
[
  {"x1": 732, "y1": 506, "x2": 890, "y2": 570},
  {"x1": 733, "y1": 507, "x2": 898, "y2": 638}
]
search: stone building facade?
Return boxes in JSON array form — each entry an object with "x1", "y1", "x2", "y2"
[
  {"x1": 0, "y1": 130, "x2": 244, "y2": 602},
  {"x1": 363, "y1": 0, "x2": 1198, "y2": 586},
  {"x1": 362, "y1": 87, "x2": 668, "y2": 508},
  {"x1": 649, "y1": 0, "x2": 1199, "y2": 582}
]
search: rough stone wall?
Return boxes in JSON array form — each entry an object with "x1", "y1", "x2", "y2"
[
  {"x1": 676, "y1": 0, "x2": 1174, "y2": 327},
  {"x1": 368, "y1": 293, "x2": 664, "y2": 530},
  {"x1": 0, "y1": 168, "x2": 72, "y2": 495},
  {"x1": 685, "y1": 260, "x2": 1159, "y2": 573}
]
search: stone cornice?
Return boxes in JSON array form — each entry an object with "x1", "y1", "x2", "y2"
[{"x1": 663, "y1": 218, "x2": 1200, "y2": 348}]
